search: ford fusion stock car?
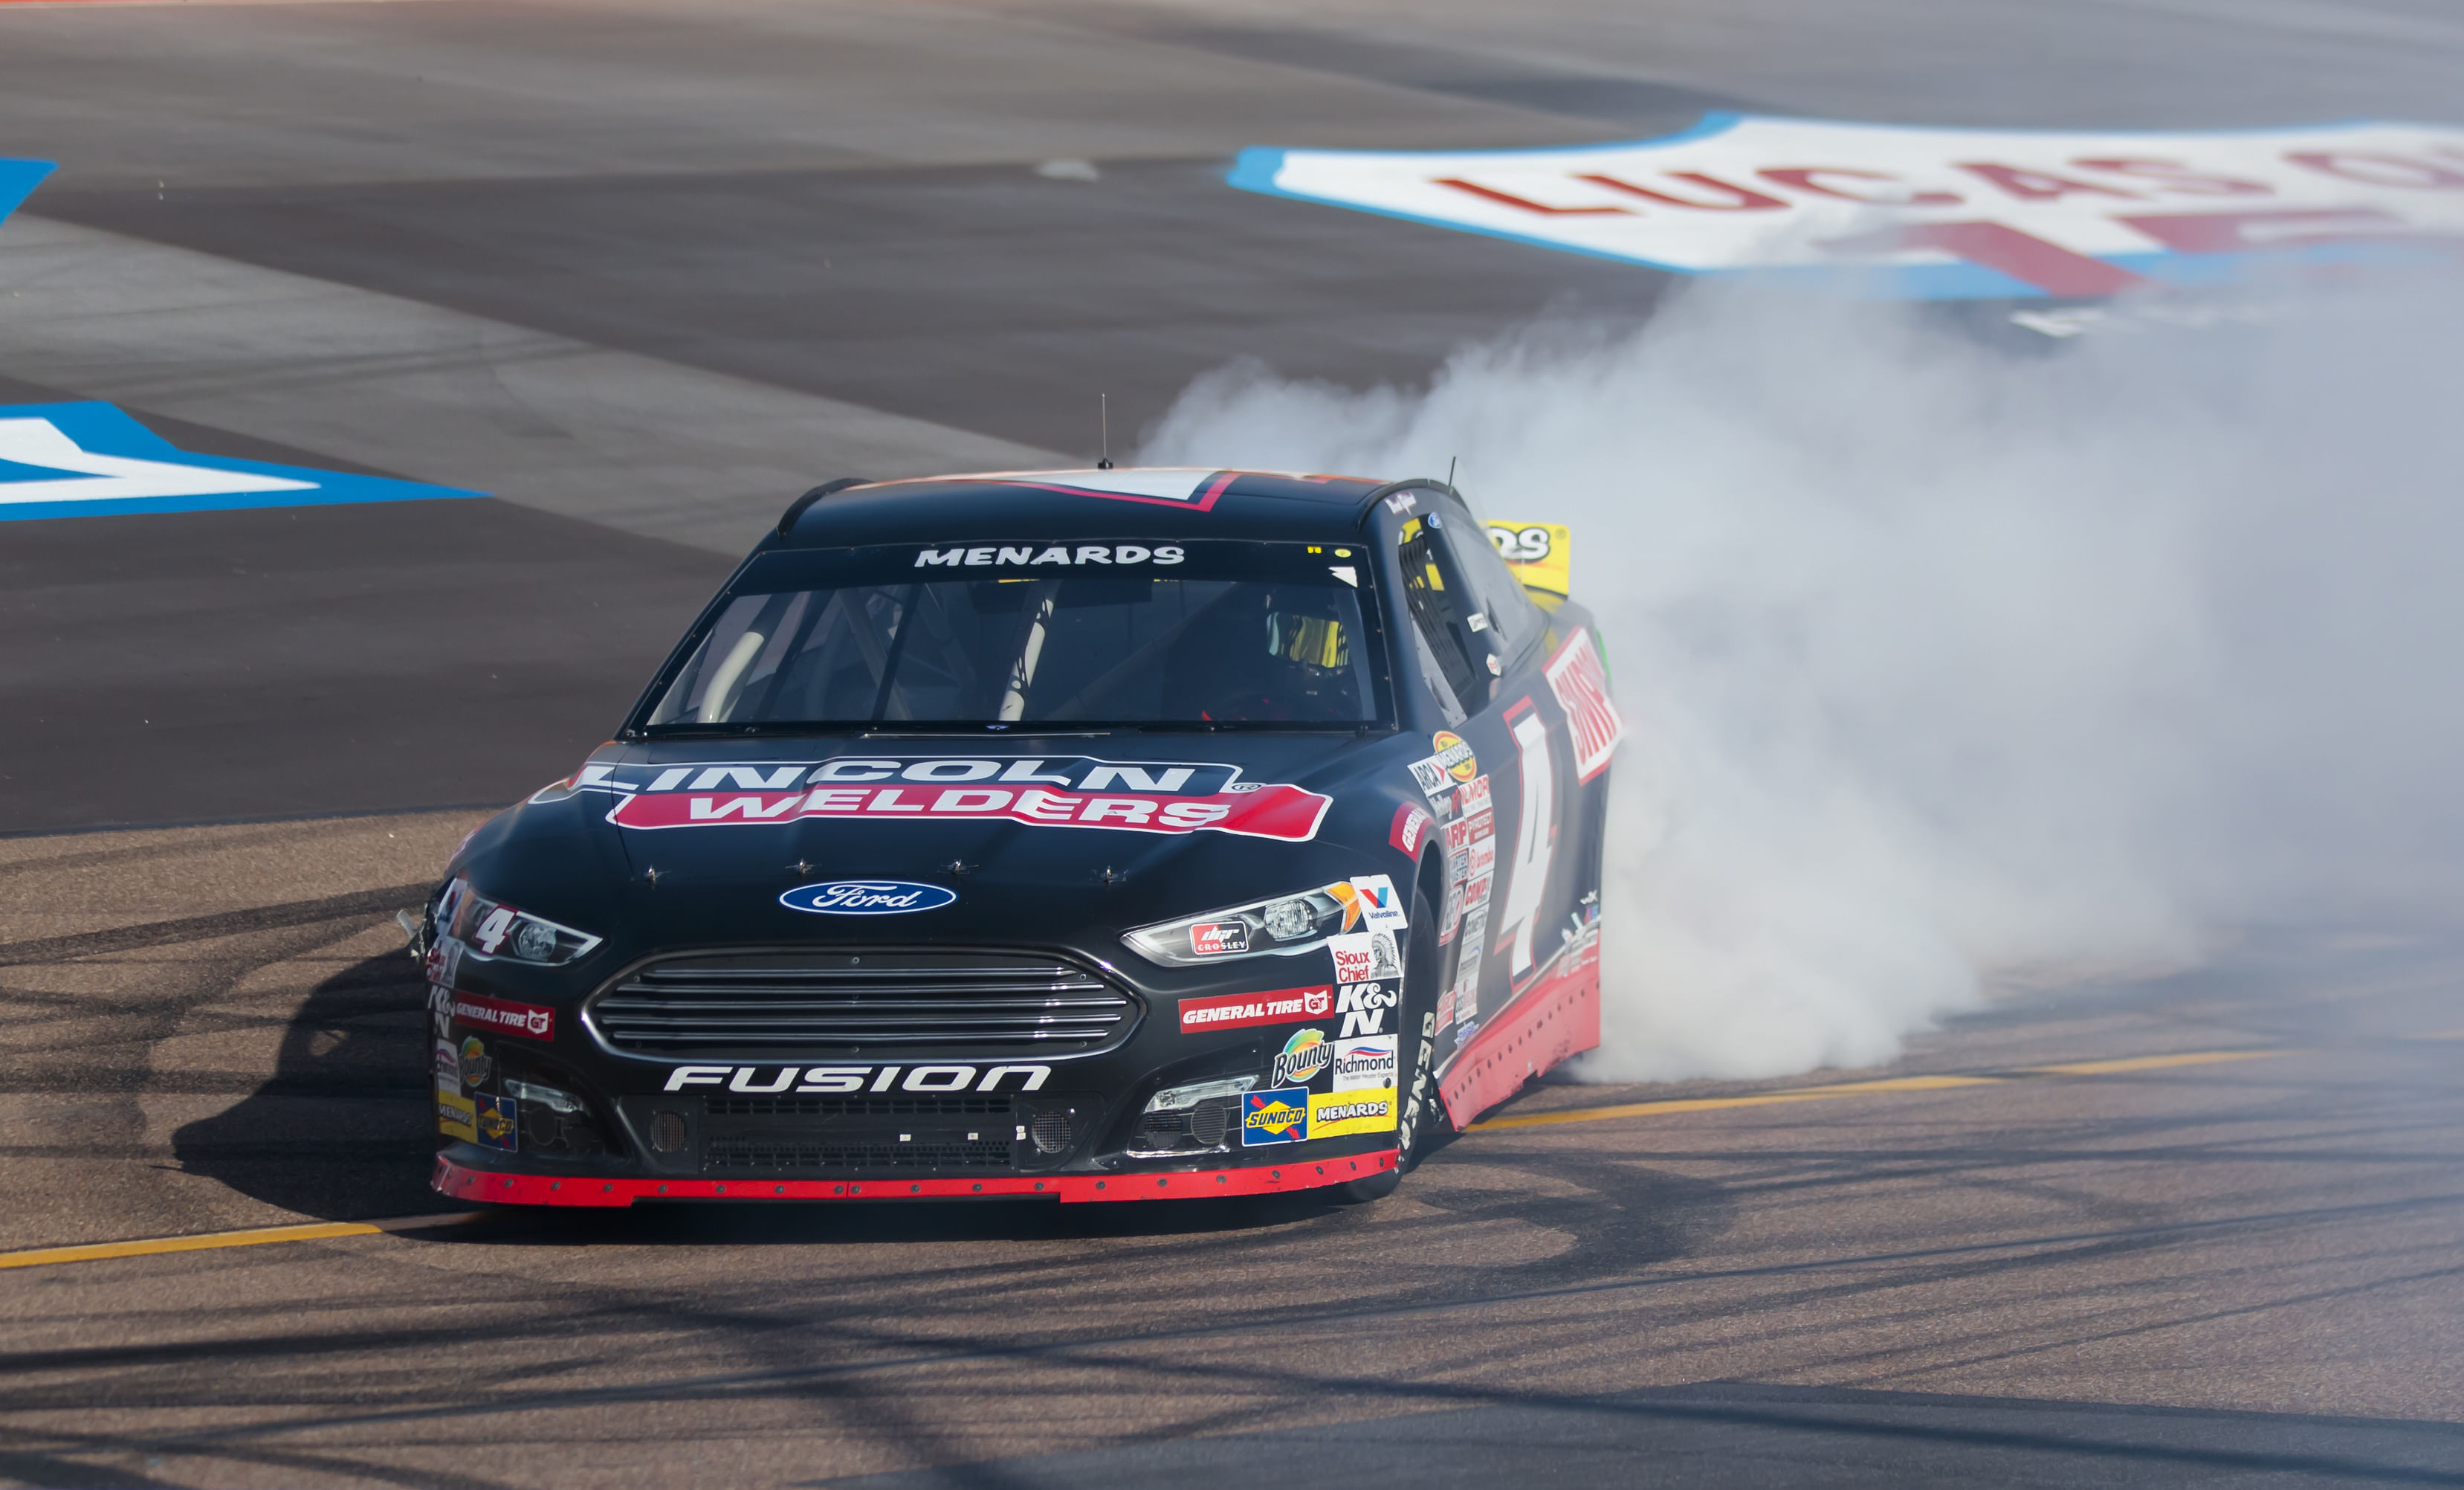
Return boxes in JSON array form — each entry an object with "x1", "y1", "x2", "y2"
[{"x1": 415, "y1": 467, "x2": 1623, "y2": 1207}]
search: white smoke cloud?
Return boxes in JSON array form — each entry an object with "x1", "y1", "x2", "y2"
[{"x1": 1140, "y1": 279, "x2": 2464, "y2": 1083}]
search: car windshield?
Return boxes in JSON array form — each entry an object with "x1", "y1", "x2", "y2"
[{"x1": 641, "y1": 540, "x2": 1386, "y2": 732}]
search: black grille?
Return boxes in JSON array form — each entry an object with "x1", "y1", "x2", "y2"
[
  {"x1": 588, "y1": 949, "x2": 1137, "y2": 1059},
  {"x1": 705, "y1": 1138, "x2": 1012, "y2": 1171},
  {"x1": 706, "y1": 1096, "x2": 1008, "y2": 1119}
]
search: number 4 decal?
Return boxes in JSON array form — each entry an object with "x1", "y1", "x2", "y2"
[{"x1": 1495, "y1": 700, "x2": 1556, "y2": 977}]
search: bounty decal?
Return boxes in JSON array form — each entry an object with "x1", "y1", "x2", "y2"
[
  {"x1": 1335, "y1": 981, "x2": 1397, "y2": 1039},
  {"x1": 564, "y1": 755, "x2": 1331, "y2": 843},
  {"x1": 1272, "y1": 1028, "x2": 1332, "y2": 1086},
  {"x1": 452, "y1": 993, "x2": 554, "y2": 1040},
  {"x1": 457, "y1": 1037, "x2": 492, "y2": 1089},
  {"x1": 1494, "y1": 701, "x2": 1557, "y2": 978},
  {"x1": 662, "y1": 1063, "x2": 1053, "y2": 1094},
  {"x1": 1327, "y1": 931, "x2": 1402, "y2": 986},
  {"x1": 1310, "y1": 1089, "x2": 1397, "y2": 1138},
  {"x1": 0, "y1": 402, "x2": 482, "y2": 522},
  {"x1": 1333, "y1": 1034, "x2": 1399, "y2": 1091},
  {"x1": 1241, "y1": 1088, "x2": 1310, "y2": 1146},
  {"x1": 1230, "y1": 117, "x2": 2464, "y2": 300},
  {"x1": 1180, "y1": 985, "x2": 1333, "y2": 1033},
  {"x1": 1545, "y1": 629, "x2": 1626, "y2": 784}
]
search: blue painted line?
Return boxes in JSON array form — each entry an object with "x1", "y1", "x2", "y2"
[
  {"x1": 1227, "y1": 116, "x2": 2428, "y2": 300},
  {"x1": 0, "y1": 401, "x2": 485, "y2": 523},
  {"x1": 0, "y1": 158, "x2": 53, "y2": 225}
]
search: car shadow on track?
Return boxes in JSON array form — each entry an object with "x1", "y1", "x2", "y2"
[{"x1": 169, "y1": 947, "x2": 1508, "y2": 1247}]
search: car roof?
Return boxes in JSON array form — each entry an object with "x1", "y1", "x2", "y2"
[{"x1": 776, "y1": 467, "x2": 1412, "y2": 548}]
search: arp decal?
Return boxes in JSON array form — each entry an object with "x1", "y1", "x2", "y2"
[
  {"x1": 1309, "y1": 1089, "x2": 1397, "y2": 1138},
  {"x1": 1232, "y1": 117, "x2": 2464, "y2": 300},
  {"x1": 0, "y1": 401, "x2": 483, "y2": 523},
  {"x1": 1241, "y1": 1088, "x2": 1310, "y2": 1146},
  {"x1": 1179, "y1": 986, "x2": 1333, "y2": 1034},
  {"x1": 451, "y1": 993, "x2": 556, "y2": 1041},
  {"x1": 780, "y1": 880, "x2": 958, "y2": 916},
  {"x1": 562, "y1": 755, "x2": 1331, "y2": 843},
  {"x1": 1545, "y1": 628, "x2": 1626, "y2": 784},
  {"x1": 662, "y1": 1063, "x2": 1053, "y2": 1094}
]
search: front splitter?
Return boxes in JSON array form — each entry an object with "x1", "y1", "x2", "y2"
[{"x1": 433, "y1": 1150, "x2": 1397, "y2": 1206}]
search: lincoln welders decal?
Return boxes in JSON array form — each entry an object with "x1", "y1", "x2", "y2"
[
  {"x1": 0, "y1": 402, "x2": 482, "y2": 522},
  {"x1": 1230, "y1": 116, "x2": 2464, "y2": 299},
  {"x1": 553, "y1": 755, "x2": 1333, "y2": 842}
]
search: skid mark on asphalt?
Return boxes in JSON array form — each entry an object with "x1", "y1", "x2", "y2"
[{"x1": 0, "y1": 1041, "x2": 2370, "y2": 1272}]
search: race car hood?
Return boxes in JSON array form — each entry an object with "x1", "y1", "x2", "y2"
[{"x1": 459, "y1": 733, "x2": 1417, "y2": 960}]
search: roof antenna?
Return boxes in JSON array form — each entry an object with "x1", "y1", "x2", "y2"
[
  {"x1": 1097, "y1": 394, "x2": 1113, "y2": 470},
  {"x1": 1446, "y1": 455, "x2": 1458, "y2": 489}
]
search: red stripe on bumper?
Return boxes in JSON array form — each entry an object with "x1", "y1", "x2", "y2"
[
  {"x1": 1440, "y1": 932, "x2": 1602, "y2": 1128},
  {"x1": 432, "y1": 1150, "x2": 1397, "y2": 1207}
]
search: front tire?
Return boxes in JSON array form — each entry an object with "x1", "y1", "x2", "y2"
[{"x1": 1340, "y1": 879, "x2": 1451, "y2": 1202}]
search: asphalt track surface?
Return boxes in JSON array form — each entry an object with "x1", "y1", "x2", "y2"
[{"x1": 3, "y1": 2, "x2": 2463, "y2": 1486}]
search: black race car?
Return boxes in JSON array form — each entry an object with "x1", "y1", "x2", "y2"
[{"x1": 415, "y1": 467, "x2": 1623, "y2": 1207}]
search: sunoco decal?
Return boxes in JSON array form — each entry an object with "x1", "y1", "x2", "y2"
[{"x1": 552, "y1": 755, "x2": 1330, "y2": 843}]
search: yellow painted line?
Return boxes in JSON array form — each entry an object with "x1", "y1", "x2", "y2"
[
  {"x1": 2016, "y1": 1049, "x2": 2293, "y2": 1077},
  {"x1": 1473, "y1": 1048, "x2": 2297, "y2": 1132},
  {"x1": 0, "y1": 1212, "x2": 482, "y2": 1271}
]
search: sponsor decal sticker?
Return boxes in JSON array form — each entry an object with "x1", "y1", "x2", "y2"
[
  {"x1": 436, "y1": 1088, "x2": 476, "y2": 1143},
  {"x1": 1348, "y1": 874, "x2": 1409, "y2": 934},
  {"x1": 1179, "y1": 985, "x2": 1333, "y2": 1033},
  {"x1": 573, "y1": 755, "x2": 1331, "y2": 844},
  {"x1": 914, "y1": 543, "x2": 1186, "y2": 567},
  {"x1": 1406, "y1": 754, "x2": 1453, "y2": 799},
  {"x1": 1230, "y1": 117, "x2": 2464, "y2": 300},
  {"x1": 475, "y1": 1094, "x2": 517, "y2": 1152},
  {"x1": 1455, "y1": 773, "x2": 1492, "y2": 819},
  {"x1": 661, "y1": 1063, "x2": 1052, "y2": 1094},
  {"x1": 1328, "y1": 931, "x2": 1402, "y2": 986},
  {"x1": 1435, "y1": 986, "x2": 1456, "y2": 1032},
  {"x1": 1431, "y1": 730, "x2": 1478, "y2": 784},
  {"x1": 427, "y1": 982, "x2": 455, "y2": 1039},
  {"x1": 1273, "y1": 1028, "x2": 1332, "y2": 1086},
  {"x1": 1333, "y1": 1034, "x2": 1399, "y2": 1091},
  {"x1": 1487, "y1": 520, "x2": 1571, "y2": 597},
  {"x1": 779, "y1": 880, "x2": 958, "y2": 915},
  {"x1": 1389, "y1": 802, "x2": 1434, "y2": 857},
  {"x1": 451, "y1": 992, "x2": 555, "y2": 1041},
  {"x1": 432, "y1": 1038, "x2": 461, "y2": 1094},
  {"x1": 1309, "y1": 1089, "x2": 1397, "y2": 1138},
  {"x1": 1335, "y1": 981, "x2": 1397, "y2": 1038},
  {"x1": 1241, "y1": 1088, "x2": 1310, "y2": 1146},
  {"x1": 1545, "y1": 628, "x2": 1626, "y2": 784},
  {"x1": 457, "y1": 1036, "x2": 491, "y2": 1089},
  {"x1": 1188, "y1": 920, "x2": 1250, "y2": 958}
]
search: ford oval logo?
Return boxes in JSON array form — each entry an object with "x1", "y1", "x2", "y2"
[{"x1": 779, "y1": 880, "x2": 957, "y2": 916}]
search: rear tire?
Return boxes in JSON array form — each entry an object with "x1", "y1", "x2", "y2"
[{"x1": 1339, "y1": 880, "x2": 1450, "y2": 1202}]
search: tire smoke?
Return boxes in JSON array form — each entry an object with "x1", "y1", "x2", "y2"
[{"x1": 1140, "y1": 282, "x2": 2464, "y2": 1083}]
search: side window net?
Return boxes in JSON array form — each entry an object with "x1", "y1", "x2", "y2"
[{"x1": 1396, "y1": 516, "x2": 1481, "y2": 709}]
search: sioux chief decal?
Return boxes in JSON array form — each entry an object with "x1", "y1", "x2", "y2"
[{"x1": 548, "y1": 755, "x2": 1333, "y2": 843}]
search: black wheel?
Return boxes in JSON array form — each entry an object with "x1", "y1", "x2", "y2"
[{"x1": 1339, "y1": 877, "x2": 1451, "y2": 1202}]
